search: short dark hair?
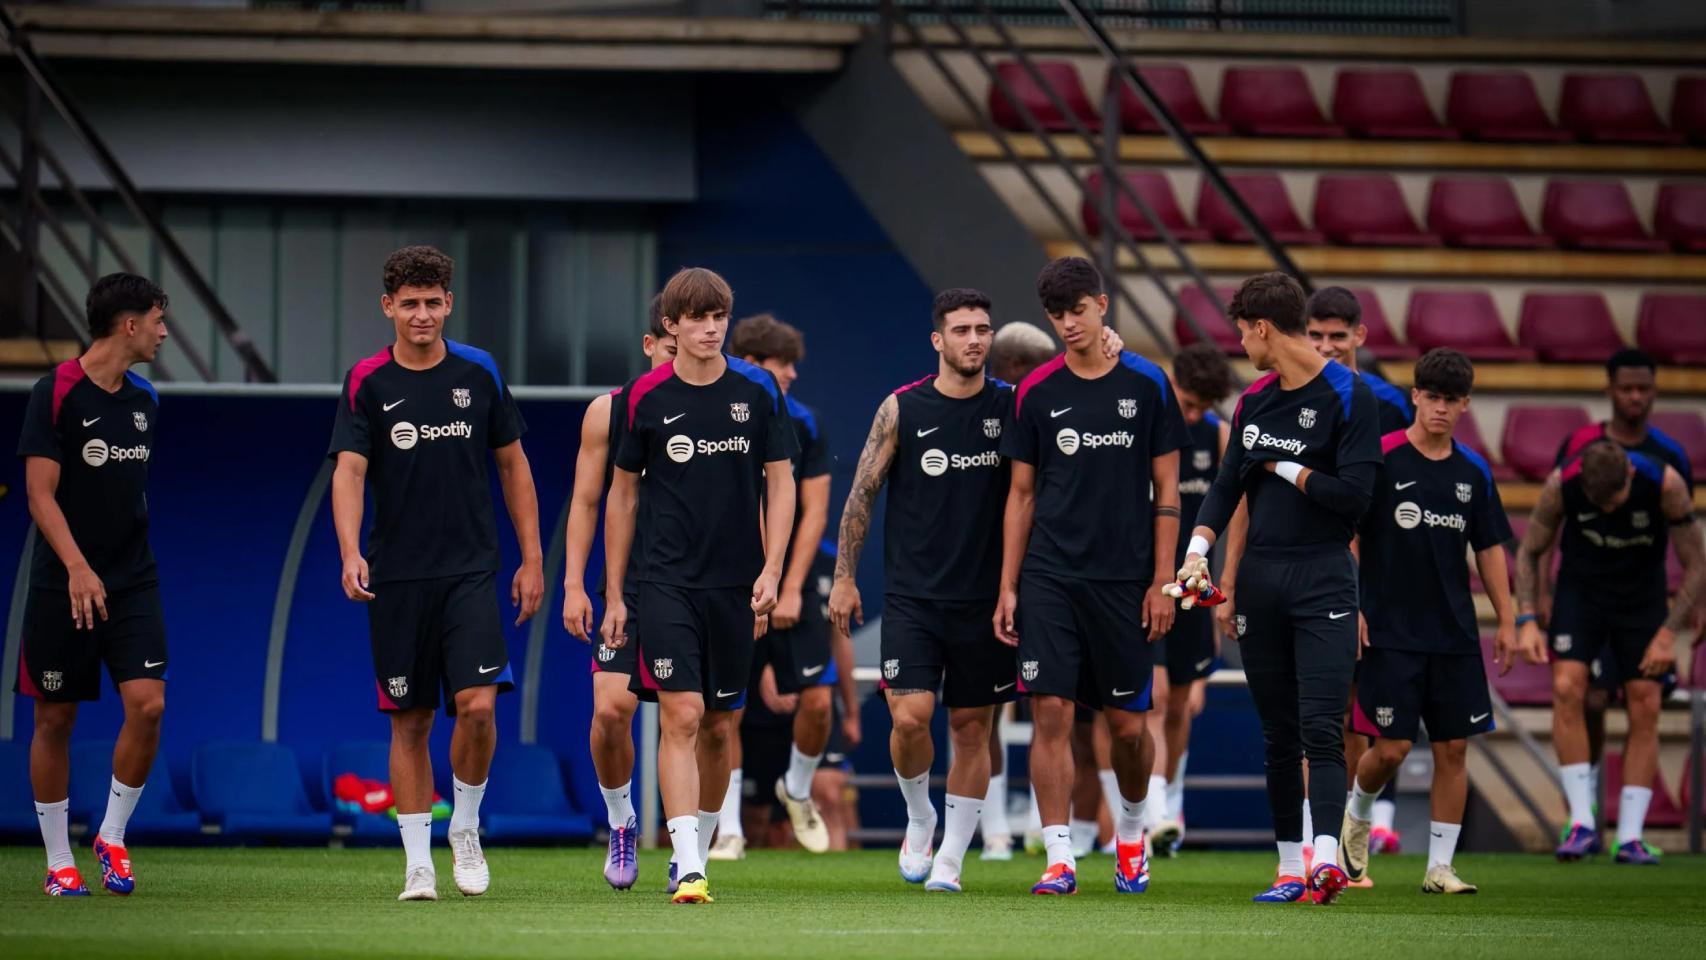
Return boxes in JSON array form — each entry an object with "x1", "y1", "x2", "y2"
[
  {"x1": 932, "y1": 287, "x2": 992, "y2": 331},
  {"x1": 86, "y1": 273, "x2": 167, "y2": 339},
  {"x1": 1578, "y1": 440, "x2": 1629, "y2": 508},
  {"x1": 382, "y1": 245, "x2": 454, "y2": 295},
  {"x1": 1412, "y1": 348, "x2": 1474, "y2": 399},
  {"x1": 1172, "y1": 343, "x2": 1234, "y2": 403},
  {"x1": 1606, "y1": 347, "x2": 1656, "y2": 379},
  {"x1": 729, "y1": 313, "x2": 804, "y2": 364},
  {"x1": 659, "y1": 267, "x2": 733, "y2": 323},
  {"x1": 647, "y1": 294, "x2": 667, "y2": 339},
  {"x1": 1036, "y1": 257, "x2": 1103, "y2": 316},
  {"x1": 1227, "y1": 272, "x2": 1307, "y2": 335},
  {"x1": 1305, "y1": 286, "x2": 1362, "y2": 327}
]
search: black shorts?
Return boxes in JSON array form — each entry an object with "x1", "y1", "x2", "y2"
[
  {"x1": 1016, "y1": 572, "x2": 1154, "y2": 711},
  {"x1": 1351, "y1": 647, "x2": 1493, "y2": 742},
  {"x1": 590, "y1": 590, "x2": 641, "y2": 677},
  {"x1": 881, "y1": 594, "x2": 1014, "y2": 708},
  {"x1": 1549, "y1": 586, "x2": 1673, "y2": 687},
  {"x1": 1153, "y1": 605, "x2": 1216, "y2": 686},
  {"x1": 369, "y1": 571, "x2": 513, "y2": 715},
  {"x1": 16, "y1": 585, "x2": 168, "y2": 702},
  {"x1": 757, "y1": 582, "x2": 834, "y2": 695},
  {"x1": 631, "y1": 582, "x2": 754, "y2": 712}
]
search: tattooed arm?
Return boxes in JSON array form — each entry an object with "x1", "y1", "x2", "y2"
[
  {"x1": 827, "y1": 394, "x2": 899, "y2": 634},
  {"x1": 1646, "y1": 466, "x2": 1702, "y2": 676},
  {"x1": 1514, "y1": 470, "x2": 1564, "y2": 662}
]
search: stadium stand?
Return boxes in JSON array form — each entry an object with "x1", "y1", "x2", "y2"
[
  {"x1": 1602, "y1": 752, "x2": 1689, "y2": 828},
  {"x1": 1656, "y1": 182, "x2": 1706, "y2": 251},
  {"x1": 1194, "y1": 172, "x2": 1324, "y2": 246},
  {"x1": 989, "y1": 60, "x2": 1097, "y2": 132},
  {"x1": 1429, "y1": 177, "x2": 1555, "y2": 249},
  {"x1": 1454, "y1": 413, "x2": 1518, "y2": 482},
  {"x1": 1081, "y1": 169, "x2": 1211, "y2": 241},
  {"x1": 1344, "y1": 286, "x2": 1416, "y2": 360},
  {"x1": 1649, "y1": 410, "x2": 1706, "y2": 470},
  {"x1": 1217, "y1": 65, "x2": 1344, "y2": 138},
  {"x1": 1108, "y1": 61, "x2": 1228, "y2": 135},
  {"x1": 1482, "y1": 633, "x2": 1553, "y2": 707},
  {"x1": 1333, "y1": 68, "x2": 1455, "y2": 140},
  {"x1": 1559, "y1": 72, "x2": 1684, "y2": 145},
  {"x1": 1637, "y1": 294, "x2": 1706, "y2": 364},
  {"x1": 1407, "y1": 290, "x2": 1534, "y2": 361},
  {"x1": 1313, "y1": 174, "x2": 1442, "y2": 247},
  {"x1": 192, "y1": 741, "x2": 333, "y2": 843},
  {"x1": 1542, "y1": 179, "x2": 1670, "y2": 252},
  {"x1": 1501, "y1": 405, "x2": 1593, "y2": 481},
  {"x1": 476, "y1": 746, "x2": 594, "y2": 844},
  {"x1": 1517, "y1": 292, "x2": 1625, "y2": 363},
  {"x1": 1674, "y1": 76, "x2": 1706, "y2": 144},
  {"x1": 1447, "y1": 70, "x2": 1574, "y2": 142},
  {"x1": 1172, "y1": 284, "x2": 1243, "y2": 354},
  {"x1": 69, "y1": 741, "x2": 203, "y2": 844}
]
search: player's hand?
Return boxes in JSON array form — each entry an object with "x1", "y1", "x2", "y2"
[
  {"x1": 752, "y1": 572, "x2": 780, "y2": 618},
  {"x1": 1142, "y1": 582, "x2": 1173, "y2": 642},
  {"x1": 341, "y1": 555, "x2": 375, "y2": 603},
  {"x1": 1492, "y1": 620, "x2": 1518, "y2": 677},
  {"x1": 562, "y1": 585, "x2": 595, "y2": 643},
  {"x1": 601, "y1": 597, "x2": 629, "y2": 650},
  {"x1": 829, "y1": 576, "x2": 863, "y2": 634},
  {"x1": 1639, "y1": 626, "x2": 1677, "y2": 679},
  {"x1": 754, "y1": 613, "x2": 770, "y2": 641},
  {"x1": 66, "y1": 561, "x2": 108, "y2": 630},
  {"x1": 1213, "y1": 588, "x2": 1237, "y2": 642},
  {"x1": 763, "y1": 686, "x2": 799, "y2": 714},
  {"x1": 994, "y1": 587, "x2": 1020, "y2": 647},
  {"x1": 512, "y1": 559, "x2": 545, "y2": 625},
  {"x1": 841, "y1": 712, "x2": 863, "y2": 750},
  {"x1": 773, "y1": 586, "x2": 803, "y2": 629},
  {"x1": 1097, "y1": 325, "x2": 1124, "y2": 359},
  {"x1": 1358, "y1": 612, "x2": 1370, "y2": 653},
  {"x1": 1517, "y1": 620, "x2": 1547, "y2": 668}
]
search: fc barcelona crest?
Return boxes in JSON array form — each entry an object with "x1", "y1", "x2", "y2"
[
  {"x1": 387, "y1": 676, "x2": 408, "y2": 698},
  {"x1": 883, "y1": 659, "x2": 900, "y2": 680},
  {"x1": 1117, "y1": 398, "x2": 1138, "y2": 419},
  {"x1": 1632, "y1": 510, "x2": 1650, "y2": 530},
  {"x1": 41, "y1": 671, "x2": 63, "y2": 693},
  {"x1": 1193, "y1": 449, "x2": 1212, "y2": 471},
  {"x1": 983, "y1": 418, "x2": 1002, "y2": 439},
  {"x1": 597, "y1": 644, "x2": 616, "y2": 663},
  {"x1": 1456, "y1": 482, "x2": 1473, "y2": 504},
  {"x1": 1298, "y1": 407, "x2": 1317, "y2": 429},
  {"x1": 452, "y1": 388, "x2": 471, "y2": 409},
  {"x1": 1375, "y1": 706, "x2": 1394, "y2": 727},
  {"x1": 1021, "y1": 660, "x2": 1039, "y2": 682},
  {"x1": 653, "y1": 658, "x2": 674, "y2": 680},
  {"x1": 730, "y1": 403, "x2": 750, "y2": 423},
  {"x1": 132, "y1": 412, "x2": 148, "y2": 432}
]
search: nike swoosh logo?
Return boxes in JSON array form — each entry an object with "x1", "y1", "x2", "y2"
[
  {"x1": 1112, "y1": 688, "x2": 1136, "y2": 698},
  {"x1": 716, "y1": 689, "x2": 740, "y2": 698},
  {"x1": 1577, "y1": 512, "x2": 1599, "y2": 523},
  {"x1": 478, "y1": 665, "x2": 501, "y2": 675},
  {"x1": 1469, "y1": 712, "x2": 1490, "y2": 724},
  {"x1": 1195, "y1": 658, "x2": 1213, "y2": 671},
  {"x1": 1050, "y1": 407, "x2": 1072, "y2": 418},
  {"x1": 143, "y1": 660, "x2": 165, "y2": 669},
  {"x1": 82, "y1": 417, "x2": 100, "y2": 427},
  {"x1": 801, "y1": 664, "x2": 825, "y2": 677},
  {"x1": 664, "y1": 413, "x2": 686, "y2": 424},
  {"x1": 1328, "y1": 611, "x2": 1352, "y2": 620},
  {"x1": 916, "y1": 427, "x2": 939, "y2": 437},
  {"x1": 383, "y1": 400, "x2": 405, "y2": 412},
  {"x1": 1395, "y1": 481, "x2": 1417, "y2": 490},
  {"x1": 993, "y1": 682, "x2": 1016, "y2": 693}
]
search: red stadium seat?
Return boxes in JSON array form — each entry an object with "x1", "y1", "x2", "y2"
[
  {"x1": 1427, "y1": 177, "x2": 1554, "y2": 249},
  {"x1": 1673, "y1": 76, "x2": 1706, "y2": 144},
  {"x1": 1446, "y1": 71, "x2": 1572, "y2": 142},
  {"x1": 1558, "y1": 73, "x2": 1683, "y2": 145},
  {"x1": 988, "y1": 61, "x2": 1099, "y2": 133},
  {"x1": 1655, "y1": 182, "x2": 1706, "y2": 252},
  {"x1": 1517, "y1": 292, "x2": 1624, "y2": 363},
  {"x1": 1343, "y1": 287, "x2": 1416, "y2": 360},
  {"x1": 1332, "y1": 69, "x2": 1455, "y2": 140},
  {"x1": 1649, "y1": 411, "x2": 1706, "y2": 475},
  {"x1": 1482, "y1": 634, "x2": 1552, "y2": 707},
  {"x1": 1602, "y1": 753, "x2": 1687, "y2": 829},
  {"x1": 1108, "y1": 61, "x2": 1230, "y2": 135},
  {"x1": 1636, "y1": 294, "x2": 1706, "y2": 366},
  {"x1": 1173, "y1": 284, "x2": 1243, "y2": 355},
  {"x1": 1407, "y1": 290, "x2": 1534, "y2": 361},
  {"x1": 1194, "y1": 173, "x2": 1324, "y2": 245},
  {"x1": 1502, "y1": 405, "x2": 1592, "y2": 481},
  {"x1": 1218, "y1": 66, "x2": 1344, "y2": 138},
  {"x1": 1454, "y1": 413, "x2": 1519, "y2": 482},
  {"x1": 1080, "y1": 170, "x2": 1211, "y2": 242},
  {"x1": 1314, "y1": 174, "x2": 1442, "y2": 247},
  {"x1": 1541, "y1": 180, "x2": 1668, "y2": 253}
]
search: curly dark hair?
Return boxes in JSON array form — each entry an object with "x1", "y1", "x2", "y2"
[
  {"x1": 730, "y1": 313, "x2": 804, "y2": 364},
  {"x1": 86, "y1": 273, "x2": 168, "y2": 338},
  {"x1": 1036, "y1": 257, "x2": 1103, "y2": 317},
  {"x1": 1413, "y1": 348, "x2": 1474, "y2": 400},
  {"x1": 1172, "y1": 342, "x2": 1234, "y2": 404},
  {"x1": 382, "y1": 245, "x2": 454, "y2": 295},
  {"x1": 1227, "y1": 272, "x2": 1307, "y2": 335}
]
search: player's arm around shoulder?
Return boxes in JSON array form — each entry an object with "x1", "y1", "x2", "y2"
[
  {"x1": 562, "y1": 394, "x2": 612, "y2": 641},
  {"x1": 829, "y1": 392, "x2": 899, "y2": 632},
  {"x1": 1512, "y1": 470, "x2": 1563, "y2": 655}
]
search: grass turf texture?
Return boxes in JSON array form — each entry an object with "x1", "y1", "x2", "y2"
[{"x1": 3, "y1": 847, "x2": 1702, "y2": 959}]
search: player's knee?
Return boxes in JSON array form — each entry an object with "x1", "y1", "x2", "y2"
[
  {"x1": 698, "y1": 710, "x2": 734, "y2": 745},
  {"x1": 1103, "y1": 710, "x2": 1146, "y2": 743},
  {"x1": 659, "y1": 698, "x2": 703, "y2": 736},
  {"x1": 799, "y1": 685, "x2": 832, "y2": 717},
  {"x1": 1372, "y1": 737, "x2": 1412, "y2": 767},
  {"x1": 1624, "y1": 684, "x2": 1662, "y2": 727},
  {"x1": 591, "y1": 696, "x2": 633, "y2": 738},
  {"x1": 891, "y1": 705, "x2": 931, "y2": 741},
  {"x1": 1032, "y1": 698, "x2": 1076, "y2": 739},
  {"x1": 455, "y1": 694, "x2": 496, "y2": 731},
  {"x1": 127, "y1": 692, "x2": 166, "y2": 727},
  {"x1": 32, "y1": 704, "x2": 76, "y2": 742},
  {"x1": 1433, "y1": 739, "x2": 1467, "y2": 770},
  {"x1": 947, "y1": 710, "x2": 991, "y2": 750},
  {"x1": 1551, "y1": 675, "x2": 1586, "y2": 709},
  {"x1": 391, "y1": 709, "x2": 433, "y2": 743}
]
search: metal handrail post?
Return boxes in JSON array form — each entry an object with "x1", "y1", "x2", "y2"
[{"x1": 19, "y1": 81, "x2": 39, "y2": 340}]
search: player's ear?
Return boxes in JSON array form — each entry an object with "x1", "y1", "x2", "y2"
[
  {"x1": 443, "y1": 290, "x2": 453, "y2": 315},
  {"x1": 380, "y1": 293, "x2": 394, "y2": 316}
]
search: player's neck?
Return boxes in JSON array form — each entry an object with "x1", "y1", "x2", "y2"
[
  {"x1": 934, "y1": 363, "x2": 984, "y2": 399},
  {"x1": 674, "y1": 350, "x2": 727, "y2": 386},
  {"x1": 78, "y1": 340, "x2": 133, "y2": 393},
  {"x1": 392, "y1": 337, "x2": 447, "y2": 371},
  {"x1": 1063, "y1": 344, "x2": 1116, "y2": 379},
  {"x1": 1406, "y1": 422, "x2": 1452, "y2": 460},
  {"x1": 1272, "y1": 338, "x2": 1327, "y2": 389},
  {"x1": 1606, "y1": 417, "x2": 1647, "y2": 445}
]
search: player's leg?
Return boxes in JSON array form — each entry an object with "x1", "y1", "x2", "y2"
[
  {"x1": 390, "y1": 707, "x2": 437, "y2": 898},
  {"x1": 1415, "y1": 651, "x2": 1491, "y2": 892},
  {"x1": 1615, "y1": 678, "x2": 1664, "y2": 864},
  {"x1": 695, "y1": 707, "x2": 738, "y2": 869},
  {"x1": 1079, "y1": 577, "x2": 1159, "y2": 891},
  {"x1": 1549, "y1": 591, "x2": 1604, "y2": 858},
  {"x1": 20, "y1": 589, "x2": 95, "y2": 895},
  {"x1": 709, "y1": 702, "x2": 747, "y2": 861},
  {"x1": 368, "y1": 578, "x2": 441, "y2": 900},
  {"x1": 888, "y1": 690, "x2": 938, "y2": 882},
  {"x1": 1017, "y1": 572, "x2": 1085, "y2": 893},
  {"x1": 1343, "y1": 646, "x2": 1420, "y2": 882},
  {"x1": 440, "y1": 573, "x2": 515, "y2": 898},
  {"x1": 1030, "y1": 696, "x2": 1079, "y2": 891},
  {"x1": 31, "y1": 699, "x2": 84, "y2": 896},
  {"x1": 1235, "y1": 564, "x2": 1310, "y2": 902},
  {"x1": 1069, "y1": 720, "x2": 1101, "y2": 856},
  {"x1": 658, "y1": 689, "x2": 707, "y2": 890},
  {"x1": 1138, "y1": 667, "x2": 1170, "y2": 841},
  {"x1": 1155, "y1": 609, "x2": 1210, "y2": 853},
  {"x1": 771, "y1": 609, "x2": 834, "y2": 853},
  {"x1": 88, "y1": 587, "x2": 167, "y2": 895},
  {"x1": 1289, "y1": 555, "x2": 1359, "y2": 902},
  {"x1": 925, "y1": 705, "x2": 995, "y2": 891},
  {"x1": 1163, "y1": 678, "x2": 1208, "y2": 841},
  {"x1": 590, "y1": 667, "x2": 641, "y2": 886},
  {"x1": 980, "y1": 706, "x2": 1014, "y2": 859}
]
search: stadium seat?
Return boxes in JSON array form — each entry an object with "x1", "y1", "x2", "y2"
[
  {"x1": 1332, "y1": 69, "x2": 1455, "y2": 140},
  {"x1": 321, "y1": 741, "x2": 448, "y2": 845},
  {"x1": 1108, "y1": 61, "x2": 1230, "y2": 135},
  {"x1": 1080, "y1": 170, "x2": 1211, "y2": 242},
  {"x1": 68, "y1": 741, "x2": 203, "y2": 843},
  {"x1": 1501, "y1": 405, "x2": 1592, "y2": 481},
  {"x1": 1314, "y1": 175, "x2": 1441, "y2": 247},
  {"x1": 479, "y1": 745, "x2": 593, "y2": 843},
  {"x1": 1482, "y1": 633, "x2": 1551, "y2": 707},
  {"x1": 1601, "y1": 752, "x2": 1687, "y2": 828},
  {"x1": 1454, "y1": 413, "x2": 1519, "y2": 482},
  {"x1": 988, "y1": 60, "x2": 1099, "y2": 133},
  {"x1": 1218, "y1": 66, "x2": 1344, "y2": 138},
  {"x1": 1194, "y1": 173, "x2": 1324, "y2": 245},
  {"x1": 1427, "y1": 177, "x2": 1554, "y2": 249},
  {"x1": 1636, "y1": 293, "x2": 1706, "y2": 366},
  {"x1": 1405, "y1": 290, "x2": 1534, "y2": 362},
  {"x1": 0, "y1": 740, "x2": 39, "y2": 839},
  {"x1": 1541, "y1": 180, "x2": 1668, "y2": 252},
  {"x1": 1343, "y1": 287, "x2": 1416, "y2": 360},
  {"x1": 1172, "y1": 284, "x2": 1243, "y2": 355},
  {"x1": 1446, "y1": 71, "x2": 1572, "y2": 142},
  {"x1": 1516, "y1": 292, "x2": 1624, "y2": 363},
  {"x1": 1558, "y1": 73, "x2": 1684, "y2": 145},
  {"x1": 1673, "y1": 76, "x2": 1706, "y2": 144},
  {"x1": 1654, "y1": 182, "x2": 1706, "y2": 252},
  {"x1": 1648, "y1": 411, "x2": 1706, "y2": 474},
  {"x1": 192, "y1": 741, "x2": 333, "y2": 843}
]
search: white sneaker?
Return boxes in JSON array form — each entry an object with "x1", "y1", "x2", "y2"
[
  {"x1": 1149, "y1": 819, "x2": 1183, "y2": 855},
  {"x1": 708, "y1": 834, "x2": 747, "y2": 861},
  {"x1": 898, "y1": 819, "x2": 936, "y2": 883},
  {"x1": 774, "y1": 777, "x2": 831, "y2": 854},
  {"x1": 398, "y1": 866, "x2": 438, "y2": 901},
  {"x1": 449, "y1": 827, "x2": 489, "y2": 897},
  {"x1": 1422, "y1": 863, "x2": 1478, "y2": 895},
  {"x1": 980, "y1": 834, "x2": 1014, "y2": 861},
  {"x1": 924, "y1": 865, "x2": 962, "y2": 892}
]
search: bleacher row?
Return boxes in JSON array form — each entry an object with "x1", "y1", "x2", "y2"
[
  {"x1": 990, "y1": 61, "x2": 1706, "y2": 145},
  {"x1": 0, "y1": 739, "x2": 592, "y2": 846}
]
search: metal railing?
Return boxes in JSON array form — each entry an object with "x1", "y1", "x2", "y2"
[{"x1": 774, "y1": 0, "x2": 1467, "y2": 35}]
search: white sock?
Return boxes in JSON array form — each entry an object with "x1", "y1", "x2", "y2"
[
  {"x1": 1617, "y1": 786, "x2": 1652, "y2": 846},
  {"x1": 1096, "y1": 768, "x2": 1120, "y2": 819},
  {"x1": 1301, "y1": 799, "x2": 1314, "y2": 842},
  {"x1": 1428, "y1": 820, "x2": 1461, "y2": 869},
  {"x1": 934, "y1": 793, "x2": 983, "y2": 878},
  {"x1": 1042, "y1": 823, "x2": 1076, "y2": 869},
  {"x1": 667, "y1": 815, "x2": 704, "y2": 878},
  {"x1": 1146, "y1": 774, "x2": 1168, "y2": 827},
  {"x1": 718, "y1": 770, "x2": 744, "y2": 839},
  {"x1": 1069, "y1": 818, "x2": 1097, "y2": 855},
  {"x1": 981, "y1": 772, "x2": 1011, "y2": 838},
  {"x1": 1026, "y1": 786, "x2": 1042, "y2": 832},
  {"x1": 1277, "y1": 840, "x2": 1306, "y2": 878},
  {"x1": 1589, "y1": 762, "x2": 1602, "y2": 809},
  {"x1": 398, "y1": 812, "x2": 433, "y2": 873},
  {"x1": 696, "y1": 810, "x2": 720, "y2": 863},
  {"x1": 1348, "y1": 777, "x2": 1379, "y2": 822},
  {"x1": 1372, "y1": 798, "x2": 1397, "y2": 833},
  {"x1": 784, "y1": 744, "x2": 823, "y2": 801},
  {"x1": 1313, "y1": 834, "x2": 1340, "y2": 868},
  {"x1": 896, "y1": 769, "x2": 936, "y2": 849},
  {"x1": 1561, "y1": 762, "x2": 1596, "y2": 828},
  {"x1": 449, "y1": 776, "x2": 485, "y2": 834},
  {"x1": 600, "y1": 780, "x2": 636, "y2": 831},
  {"x1": 100, "y1": 777, "x2": 144, "y2": 845},
  {"x1": 1167, "y1": 752, "x2": 1187, "y2": 821},
  {"x1": 1116, "y1": 792, "x2": 1147, "y2": 844},
  {"x1": 35, "y1": 799, "x2": 74, "y2": 871}
]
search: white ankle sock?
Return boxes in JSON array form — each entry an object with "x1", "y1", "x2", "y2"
[
  {"x1": 1145, "y1": 774, "x2": 1168, "y2": 827},
  {"x1": 599, "y1": 780, "x2": 636, "y2": 831},
  {"x1": 784, "y1": 744, "x2": 823, "y2": 801},
  {"x1": 449, "y1": 776, "x2": 485, "y2": 834},
  {"x1": 1428, "y1": 820, "x2": 1461, "y2": 869},
  {"x1": 1348, "y1": 777, "x2": 1379, "y2": 822},
  {"x1": 1617, "y1": 786, "x2": 1652, "y2": 846},
  {"x1": 981, "y1": 772, "x2": 1011, "y2": 838},
  {"x1": 398, "y1": 812, "x2": 433, "y2": 873},
  {"x1": 696, "y1": 810, "x2": 719, "y2": 863},
  {"x1": 1277, "y1": 840, "x2": 1305, "y2": 878},
  {"x1": 1096, "y1": 768, "x2": 1120, "y2": 818},
  {"x1": 1116, "y1": 792, "x2": 1147, "y2": 844},
  {"x1": 36, "y1": 798, "x2": 74, "y2": 871},
  {"x1": 1561, "y1": 762, "x2": 1596, "y2": 828},
  {"x1": 934, "y1": 794, "x2": 982, "y2": 877},
  {"x1": 667, "y1": 815, "x2": 704, "y2": 878},
  {"x1": 1042, "y1": 823, "x2": 1076, "y2": 869},
  {"x1": 896, "y1": 769, "x2": 936, "y2": 848},
  {"x1": 1167, "y1": 752, "x2": 1187, "y2": 821},
  {"x1": 1069, "y1": 818, "x2": 1097, "y2": 856},
  {"x1": 1372, "y1": 798, "x2": 1397, "y2": 833},
  {"x1": 718, "y1": 770, "x2": 744, "y2": 838},
  {"x1": 1026, "y1": 786, "x2": 1042, "y2": 832},
  {"x1": 1313, "y1": 835, "x2": 1340, "y2": 868},
  {"x1": 100, "y1": 777, "x2": 144, "y2": 845}
]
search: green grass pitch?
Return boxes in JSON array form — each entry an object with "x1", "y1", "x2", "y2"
[{"x1": 3, "y1": 847, "x2": 1702, "y2": 959}]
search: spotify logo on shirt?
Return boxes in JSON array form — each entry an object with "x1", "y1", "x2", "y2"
[
  {"x1": 921, "y1": 449, "x2": 949, "y2": 476},
  {"x1": 391, "y1": 421, "x2": 472, "y2": 450},
  {"x1": 1057, "y1": 428, "x2": 1133, "y2": 455},
  {"x1": 667, "y1": 435, "x2": 696, "y2": 463},
  {"x1": 81, "y1": 438, "x2": 149, "y2": 467},
  {"x1": 666, "y1": 434, "x2": 752, "y2": 464},
  {"x1": 920, "y1": 449, "x2": 1000, "y2": 476}
]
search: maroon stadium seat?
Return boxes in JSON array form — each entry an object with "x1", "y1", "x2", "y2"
[
  {"x1": 1455, "y1": 412, "x2": 1519, "y2": 482},
  {"x1": 1343, "y1": 287, "x2": 1416, "y2": 360},
  {"x1": 1332, "y1": 69, "x2": 1455, "y2": 140},
  {"x1": 1218, "y1": 66, "x2": 1344, "y2": 138},
  {"x1": 1672, "y1": 76, "x2": 1706, "y2": 144},
  {"x1": 989, "y1": 61, "x2": 1099, "y2": 133},
  {"x1": 1649, "y1": 411, "x2": 1706, "y2": 476},
  {"x1": 1194, "y1": 173, "x2": 1323, "y2": 245},
  {"x1": 1482, "y1": 633, "x2": 1552, "y2": 707},
  {"x1": 1314, "y1": 175, "x2": 1442, "y2": 247},
  {"x1": 1517, "y1": 292, "x2": 1624, "y2": 363},
  {"x1": 1427, "y1": 177, "x2": 1554, "y2": 249},
  {"x1": 1446, "y1": 71, "x2": 1572, "y2": 142},
  {"x1": 1558, "y1": 73, "x2": 1683, "y2": 145},
  {"x1": 1655, "y1": 182, "x2": 1706, "y2": 252},
  {"x1": 1108, "y1": 61, "x2": 1230, "y2": 135},
  {"x1": 1080, "y1": 170, "x2": 1211, "y2": 242},
  {"x1": 1602, "y1": 753, "x2": 1687, "y2": 828},
  {"x1": 1541, "y1": 180, "x2": 1668, "y2": 252},
  {"x1": 1636, "y1": 294, "x2": 1706, "y2": 366},
  {"x1": 1173, "y1": 284, "x2": 1243, "y2": 355},
  {"x1": 1502, "y1": 405, "x2": 1592, "y2": 481},
  {"x1": 1407, "y1": 290, "x2": 1534, "y2": 362}
]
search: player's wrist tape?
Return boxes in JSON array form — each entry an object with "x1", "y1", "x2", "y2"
[
  {"x1": 1273, "y1": 461, "x2": 1305, "y2": 486},
  {"x1": 1186, "y1": 535, "x2": 1211, "y2": 560},
  {"x1": 1514, "y1": 613, "x2": 1537, "y2": 627}
]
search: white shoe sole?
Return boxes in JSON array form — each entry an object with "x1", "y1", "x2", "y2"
[
  {"x1": 924, "y1": 877, "x2": 962, "y2": 892},
  {"x1": 455, "y1": 873, "x2": 489, "y2": 897},
  {"x1": 398, "y1": 888, "x2": 439, "y2": 902}
]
